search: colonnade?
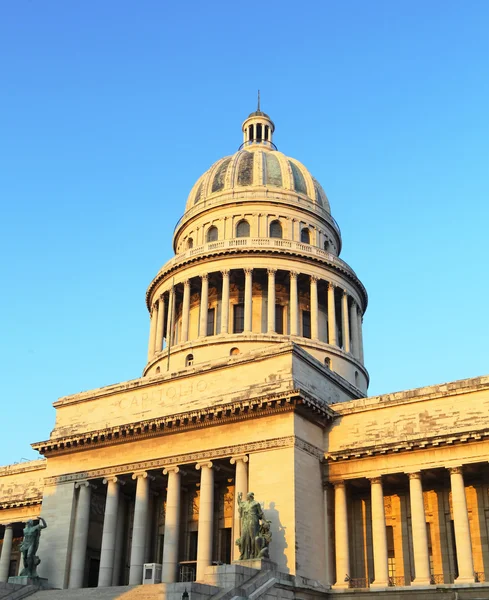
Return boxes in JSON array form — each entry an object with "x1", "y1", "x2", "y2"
[
  {"x1": 332, "y1": 466, "x2": 477, "y2": 589},
  {"x1": 65, "y1": 455, "x2": 249, "y2": 589},
  {"x1": 148, "y1": 268, "x2": 364, "y2": 362}
]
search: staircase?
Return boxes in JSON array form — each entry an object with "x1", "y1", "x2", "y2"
[{"x1": 27, "y1": 584, "x2": 165, "y2": 600}]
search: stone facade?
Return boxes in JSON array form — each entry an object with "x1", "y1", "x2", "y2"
[{"x1": 1, "y1": 107, "x2": 488, "y2": 599}]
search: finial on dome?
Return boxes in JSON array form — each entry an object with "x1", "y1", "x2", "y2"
[
  {"x1": 257, "y1": 90, "x2": 261, "y2": 112},
  {"x1": 241, "y1": 96, "x2": 276, "y2": 150}
]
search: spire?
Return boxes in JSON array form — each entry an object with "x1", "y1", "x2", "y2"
[{"x1": 257, "y1": 90, "x2": 261, "y2": 112}]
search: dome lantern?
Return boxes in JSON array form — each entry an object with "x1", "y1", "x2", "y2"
[{"x1": 241, "y1": 91, "x2": 276, "y2": 149}]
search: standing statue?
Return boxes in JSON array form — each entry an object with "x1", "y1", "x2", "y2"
[
  {"x1": 19, "y1": 517, "x2": 47, "y2": 578},
  {"x1": 235, "y1": 492, "x2": 272, "y2": 560}
]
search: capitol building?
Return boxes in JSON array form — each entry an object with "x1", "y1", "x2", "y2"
[{"x1": 1, "y1": 107, "x2": 488, "y2": 600}]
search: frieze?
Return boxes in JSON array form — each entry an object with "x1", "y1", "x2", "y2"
[{"x1": 43, "y1": 435, "x2": 323, "y2": 486}]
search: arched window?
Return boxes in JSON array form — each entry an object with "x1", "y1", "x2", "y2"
[
  {"x1": 355, "y1": 370, "x2": 359, "y2": 386},
  {"x1": 323, "y1": 240, "x2": 330, "y2": 252},
  {"x1": 230, "y1": 347, "x2": 240, "y2": 356},
  {"x1": 269, "y1": 220, "x2": 282, "y2": 239},
  {"x1": 187, "y1": 237, "x2": 194, "y2": 249},
  {"x1": 155, "y1": 366, "x2": 160, "y2": 374},
  {"x1": 236, "y1": 220, "x2": 250, "y2": 238},
  {"x1": 325, "y1": 357, "x2": 331, "y2": 369},
  {"x1": 301, "y1": 228, "x2": 310, "y2": 244},
  {"x1": 186, "y1": 354, "x2": 194, "y2": 367},
  {"x1": 206, "y1": 226, "x2": 218, "y2": 243}
]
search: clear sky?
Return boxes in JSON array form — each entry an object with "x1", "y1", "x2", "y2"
[{"x1": 1, "y1": 1, "x2": 488, "y2": 466}]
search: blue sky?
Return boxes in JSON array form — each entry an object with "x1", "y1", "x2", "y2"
[{"x1": 1, "y1": 1, "x2": 488, "y2": 465}]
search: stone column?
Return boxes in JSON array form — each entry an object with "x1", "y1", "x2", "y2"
[
  {"x1": 244, "y1": 268, "x2": 253, "y2": 332},
  {"x1": 310, "y1": 276, "x2": 319, "y2": 339},
  {"x1": 196, "y1": 462, "x2": 215, "y2": 581},
  {"x1": 408, "y1": 473, "x2": 431, "y2": 586},
  {"x1": 267, "y1": 269, "x2": 276, "y2": 333},
  {"x1": 199, "y1": 274, "x2": 209, "y2": 338},
  {"x1": 0, "y1": 525, "x2": 13, "y2": 583},
  {"x1": 181, "y1": 281, "x2": 191, "y2": 343},
  {"x1": 112, "y1": 496, "x2": 126, "y2": 586},
  {"x1": 357, "y1": 308, "x2": 364, "y2": 363},
  {"x1": 147, "y1": 305, "x2": 157, "y2": 362},
  {"x1": 161, "y1": 467, "x2": 182, "y2": 584},
  {"x1": 323, "y1": 486, "x2": 333, "y2": 587},
  {"x1": 350, "y1": 300, "x2": 360, "y2": 359},
  {"x1": 98, "y1": 477, "x2": 123, "y2": 587},
  {"x1": 370, "y1": 477, "x2": 389, "y2": 587},
  {"x1": 290, "y1": 272, "x2": 299, "y2": 335},
  {"x1": 166, "y1": 287, "x2": 175, "y2": 346},
  {"x1": 154, "y1": 295, "x2": 166, "y2": 354},
  {"x1": 332, "y1": 481, "x2": 349, "y2": 588},
  {"x1": 230, "y1": 455, "x2": 249, "y2": 561},
  {"x1": 341, "y1": 291, "x2": 350, "y2": 352},
  {"x1": 69, "y1": 481, "x2": 92, "y2": 589},
  {"x1": 129, "y1": 472, "x2": 152, "y2": 585},
  {"x1": 449, "y1": 467, "x2": 475, "y2": 583},
  {"x1": 220, "y1": 270, "x2": 230, "y2": 334},
  {"x1": 327, "y1": 283, "x2": 337, "y2": 346}
]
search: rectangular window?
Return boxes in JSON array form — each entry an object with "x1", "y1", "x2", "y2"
[
  {"x1": 219, "y1": 527, "x2": 232, "y2": 564},
  {"x1": 275, "y1": 304, "x2": 284, "y2": 334},
  {"x1": 207, "y1": 307, "x2": 216, "y2": 336},
  {"x1": 189, "y1": 531, "x2": 198, "y2": 561},
  {"x1": 233, "y1": 304, "x2": 244, "y2": 333},
  {"x1": 302, "y1": 310, "x2": 311, "y2": 338}
]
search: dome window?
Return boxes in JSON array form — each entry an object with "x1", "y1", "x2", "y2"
[
  {"x1": 155, "y1": 366, "x2": 160, "y2": 374},
  {"x1": 265, "y1": 153, "x2": 282, "y2": 187},
  {"x1": 237, "y1": 152, "x2": 254, "y2": 187},
  {"x1": 300, "y1": 228, "x2": 310, "y2": 244},
  {"x1": 324, "y1": 240, "x2": 329, "y2": 252},
  {"x1": 269, "y1": 220, "x2": 282, "y2": 239},
  {"x1": 325, "y1": 357, "x2": 331, "y2": 369},
  {"x1": 236, "y1": 220, "x2": 250, "y2": 238},
  {"x1": 188, "y1": 237, "x2": 194, "y2": 249},
  {"x1": 212, "y1": 158, "x2": 231, "y2": 193},
  {"x1": 289, "y1": 160, "x2": 307, "y2": 195},
  {"x1": 230, "y1": 347, "x2": 240, "y2": 356},
  {"x1": 355, "y1": 370, "x2": 359, "y2": 386},
  {"x1": 206, "y1": 226, "x2": 218, "y2": 243},
  {"x1": 186, "y1": 354, "x2": 194, "y2": 367}
]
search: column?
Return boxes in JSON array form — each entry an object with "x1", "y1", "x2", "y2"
[
  {"x1": 310, "y1": 276, "x2": 319, "y2": 340},
  {"x1": 290, "y1": 272, "x2": 299, "y2": 335},
  {"x1": 327, "y1": 283, "x2": 337, "y2": 346},
  {"x1": 181, "y1": 281, "x2": 191, "y2": 343},
  {"x1": 244, "y1": 268, "x2": 253, "y2": 332},
  {"x1": 98, "y1": 477, "x2": 123, "y2": 587},
  {"x1": 196, "y1": 462, "x2": 215, "y2": 581},
  {"x1": 332, "y1": 481, "x2": 350, "y2": 588},
  {"x1": 112, "y1": 496, "x2": 126, "y2": 586},
  {"x1": 449, "y1": 467, "x2": 475, "y2": 583},
  {"x1": 199, "y1": 274, "x2": 209, "y2": 337},
  {"x1": 0, "y1": 525, "x2": 13, "y2": 583},
  {"x1": 341, "y1": 291, "x2": 350, "y2": 352},
  {"x1": 147, "y1": 305, "x2": 157, "y2": 362},
  {"x1": 370, "y1": 477, "x2": 389, "y2": 587},
  {"x1": 154, "y1": 295, "x2": 166, "y2": 354},
  {"x1": 230, "y1": 455, "x2": 249, "y2": 561},
  {"x1": 162, "y1": 467, "x2": 182, "y2": 583},
  {"x1": 166, "y1": 287, "x2": 175, "y2": 347},
  {"x1": 323, "y1": 486, "x2": 334, "y2": 587},
  {"x1": 357, "y1": 308, "x2": 364, "y2": 363},
  {"x1": 129, "y1": 472, "x2": 151, "y2": 585},
  {"x1": 350, "y1": 300, "x2": 360, "y2": 359},
  {"x1": 408, "y1": 473, "x2": 431, "y2": 586},
  {"x1": 220, "y1": 270, "x2": 230, "y2": 334},
  {"x1": 69, "y1": 481, "x2": 92, "y2": 588},
  {"x1": 267, "y1": 269, "x2": 276, "y2": 333}
]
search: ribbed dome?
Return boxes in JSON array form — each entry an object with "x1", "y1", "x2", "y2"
[{"x1": 184, "y1": 147, "x2": 330, "y2": 213}]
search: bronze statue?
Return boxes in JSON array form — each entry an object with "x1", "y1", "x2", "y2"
[
  {"x1": 235, "y1": 492, "x2": 271, "y2": 560},
  {"x1": 19, "y1": 517, "x2": 47, "y2": 578}
]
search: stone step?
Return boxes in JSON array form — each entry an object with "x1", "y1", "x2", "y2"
[{"x1": 28, "y1": 584, "x2": 165, "y2": 600}]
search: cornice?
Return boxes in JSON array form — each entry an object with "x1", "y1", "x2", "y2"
[
  {"x1": 0, "y1": 497, "x2": 42, "y2": 511},
  {"x1": 326, "y1": 427, "x2": 489, "y2": 462},
  {"x1": 146, "y1": 244, "x2": 368, "y2": 311},
  {"x1": 33, "y1": 388, "x2": 335, "y2": 457},
  {"x1": 43, "y1": 435, "x2": 323, "y2": 486},
  {"x1": 0, "y1": 460, "x2": 46, "y2": 477}
]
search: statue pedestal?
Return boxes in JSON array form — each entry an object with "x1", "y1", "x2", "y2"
[
  {"x1": 232, "y1": 558, "x2": 277, "y2": 571},
  {"x1": 8, "y1": 575, "x2": 50, "y2": 588}
]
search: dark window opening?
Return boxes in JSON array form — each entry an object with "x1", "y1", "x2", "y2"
[
  {"x1": 269, "y1": 220, "x2": 282, "y2": 238},
  {"x1": 207, "y1": 226, "x2": 218, "y2": 243},
  {"x1": 324, "y1": 240, "x2": 329, "y2": 251},
  {"x1": 230, "y1": 347, "x2": 240, "y2": 356},
  {"x1": 248, "y1": 125, "x2": 253, "y2": 141},
  {"x1": 233, "y1": 304, "x2": 245, "y2": 334},
  {"x1": 186, "y1": 354, "x2": 194, "y2": 367},
  {"x1": 236, "y1": 220, "x2": 250, "y2": 238},
  {"x1": 275, "y1": 305, "x2": 284, "y2": 334},
  {"x1": 325, "y1": 357, "x2": 331, "y2": 369},
  {"x1": 189, "y1": 531, "x2": 198, "y2": 561},
  {"x1": 264, "y1": 125, "x2": 269, "y2": 141},
  {"x1": 256, "y1": 123, "x2": 262, "y2": 140},
  {"x1": 300, "y1": 228, "x2": 310, "y2": 244},
  {"x1": 206, "y1": 308, "x2": 216, "y2": 336},
  {"x1": 219, "y1": 528, "x2": 232, "y2": 564},
  {"x1": 188, "y1": 237, "x2": 194, "y2": 249},
  {"x1": 302, "y1": 310, "x2": 311, "y2": 338}
]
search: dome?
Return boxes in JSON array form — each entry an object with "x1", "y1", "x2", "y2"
[{"x1": 185, "y1": 148, "x2": 331, "y2": 213}]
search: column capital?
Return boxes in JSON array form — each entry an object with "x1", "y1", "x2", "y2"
[
  {"x1": 328, "y1": 281, "x2": 335, "y2": 291},
  {"x1": 408, "y1": 472, "x2": 422, "y2": 480},
  {"x1": 267, "y1": 268, "x2": 277, "y2": 276},
  {"x1": 230, "y1": 454, "x2": 249, "y2": 465},
  {"x1": 449, "y1": 466, "x2": 464, "y2": 475},
  {"x1": 290, "y1": 271, "x2": 298, "y2": 280},
  {"x1": 221, "y1": 269, "x2": 230, "y2": 277},
  {"x1": 244, "y1": 268, "x2": 253, "y2": 275},
  {"x1": 343, "y1": 289, "x2": 348, "y2": 297},
  {"x1": 201, "y1": 273, "x2": 208, "y2": 281},
  {"x1": 102, "y1": 476, "x2": 125, "y2": 485},
  {"x1": 183, "y1": 279, "x2": 190, "y2": 288},
  {"x1": 310, "y1": 275, "x2": 318, "y2": 283},
  {"x1": 196, "y1": 461, "x2": 214, "y2": 471},
  {"x1": 131, "y1": 471, "x2": 155, "y2": 481},
  {"x1": 163, "y1": 465, "x2": 184, "y2": 475},
  {"x1": 75, "y1": 480, "x2": 95, "y2": 489},
  {"x1": 369, "y1": 476, "x2": 383, "y2": 485},
  {"x1": 1, "y1": 523, "x2": 13, "y2": 529},
  {"x1": 331, "y1": 479, "x2": 346, "y2": 489}
]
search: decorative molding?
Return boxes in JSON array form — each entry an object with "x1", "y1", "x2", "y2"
[
  {"x1": 408, "y1": 472, "x2": 422, "y2": 480},
  {"x1": 43, "y1": 435, "x2": 323, "y2": 487},
  {"x1": 0, "y1": 498, "x2": 42, "y2": 511}
]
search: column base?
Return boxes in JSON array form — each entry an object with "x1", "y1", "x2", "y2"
[
  {"x1": 370, "y1": 580, "x2": 389, "y2": 588},
  {"x1": 411, "y1": 578, "x2": 431, "y2": 587},
  {"x1": 455, "y1": 575, "x2": 476, "y2": 584},
  {"x1": 332, "y1": 582, "x2": 349, "y2": 589}
]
